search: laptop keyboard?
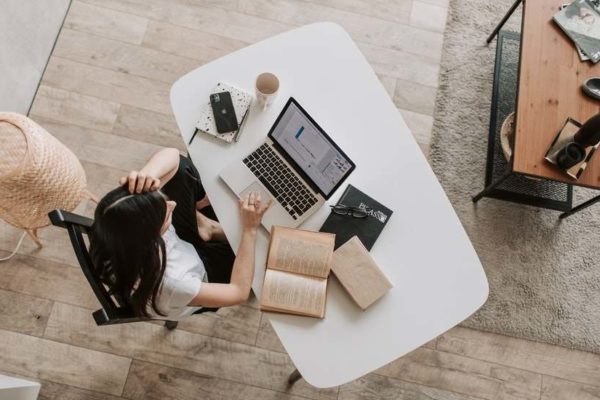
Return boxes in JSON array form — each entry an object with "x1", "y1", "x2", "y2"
[{"x1": 243, "y1": 144, "x2": 318, "y2": 220}]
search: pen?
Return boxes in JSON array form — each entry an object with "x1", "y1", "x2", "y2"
[
  {"x1": 188, "y1": 128, "x2": 199, "y2": 145},
  {"x1": 234, "y1": 105, "x2": 251, "y2": 142}
]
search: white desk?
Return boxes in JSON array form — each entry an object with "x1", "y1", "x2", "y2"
[
  {"x1": 171, "y1": 22, "x2": 488, "y2": 388},
  {"x1": 0, "y1": 374, "x2": 40, "y2": 400}
]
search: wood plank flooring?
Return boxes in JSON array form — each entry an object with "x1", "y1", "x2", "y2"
[{"x1": 1, "y1": 0, "x2": 600, "y2": 398}]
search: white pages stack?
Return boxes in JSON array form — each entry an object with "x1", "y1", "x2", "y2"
[{"x1": 192, "y1": 82, "x2": 253, "y2": 144}]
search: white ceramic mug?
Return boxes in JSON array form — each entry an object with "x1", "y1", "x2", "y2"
[{"x1": 255, "y1": 72, "x2": 279, "y2": 110}]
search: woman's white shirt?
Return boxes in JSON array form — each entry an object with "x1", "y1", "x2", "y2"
[{"x1": 151, "y1": 225, "x2": 207, "y2": 320}]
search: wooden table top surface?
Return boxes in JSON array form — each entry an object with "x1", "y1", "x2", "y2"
[{"x1": 514, "y1": 0, "x2": 600, "y2": 189}]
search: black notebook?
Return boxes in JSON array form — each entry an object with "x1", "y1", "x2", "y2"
[{"x1": 319, "y1": 184, "x2": 393, "y2": 250}]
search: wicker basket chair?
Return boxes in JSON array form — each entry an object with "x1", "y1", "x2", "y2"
[{"x1": 0, "y1": 112, "x2": 94, "y2": 254}]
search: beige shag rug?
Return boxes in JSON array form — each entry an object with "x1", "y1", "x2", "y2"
[{"x1": 430, "y1": 0, "x2": 600, "y2": 353}]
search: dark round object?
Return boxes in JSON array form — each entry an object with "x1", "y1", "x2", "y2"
[
  {"x1": 582, "y1": 78, "x2": 600, "y2": 101},
  {"x1": 573, "y1": 111, "x2": 600, "y2": 147},
  {"x1": 556, "y1": 142, "x2": 586, "y2": 170}
]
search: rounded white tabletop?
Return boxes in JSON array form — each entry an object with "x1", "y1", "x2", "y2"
[{"x1": 171, "y1": 22, "x2": 488, "y2": 388}]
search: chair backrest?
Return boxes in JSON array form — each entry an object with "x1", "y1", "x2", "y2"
[{"x1": 49, "y1": 209, "x2": 147, "y2": 326}]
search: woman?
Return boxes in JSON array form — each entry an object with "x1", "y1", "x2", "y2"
[{"x1": 89, "y1": 147, "x2": 271, "y2": 320}]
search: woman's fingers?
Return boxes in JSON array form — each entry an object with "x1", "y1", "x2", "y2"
[
  {"x1": 127, "y1": 171, "x2": 138, "y2": 193},
  {"x1": 254, "y1": 193, "x2": 262, "y2": 208},
  {"x1": 243, "y1": 191, "x2": 256, "y2": 209},
  {"x1": 260, "y1": 199, "x2": 273, "y2": 214},
  {"x1": 122, "y1": 170, "x2": 159, "y2": 193},
  {"x1": 241, "y1": 192, "x2": 265, "y2": 210},
  {"x1": 149, "y1": 178, "x2": 161, "y2": 191},
  {"x1": 135, "y1": 173, "x2": 146, "y2": 193},
  {"x1": 143, "y1": 176, "x2": 154, "y2": 192},
  {"x1": 242, "y1": 192, "x2": 250, "y2": 208}
]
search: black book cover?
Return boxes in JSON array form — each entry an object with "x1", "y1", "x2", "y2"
[{"x1": 319, "y1": 184, "x2": 393, "y2": 250}]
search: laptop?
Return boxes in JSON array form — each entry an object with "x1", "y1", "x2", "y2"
[{"x1": 220, "y1": 97, "x2": 356, "y2": 231}]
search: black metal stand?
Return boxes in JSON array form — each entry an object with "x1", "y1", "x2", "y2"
[
  {"x1": 472, "y1": 170, "x2": 514, "y2": 202},
  {"x1": 287, "y1": 369, "x2": 302, "y2": 385},
  {"x1": 560, "y1": 194, "x2": 600, "y2": 219},
  {"x1": 475, "y1": 29, "x2": 574, "y2": 212},
  {"x1": 486, "y1": 0, "x2": 523, "y2": 44}
]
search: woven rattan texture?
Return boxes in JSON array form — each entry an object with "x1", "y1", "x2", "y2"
[
  {"x1": 0, "y1": 112, "x2": 87, "y2": 229},
  {"x1": 0, "y1": 122, "x2": 28, "y2": 177}
]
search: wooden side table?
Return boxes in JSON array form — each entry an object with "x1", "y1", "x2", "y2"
[{"x1": 475, "y1": 0, "x2": 600, "y2": 218}]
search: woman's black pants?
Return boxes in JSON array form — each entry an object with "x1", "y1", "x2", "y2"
[{"x1": 161, "y1": 155, "x2": 235, "y2": 284}]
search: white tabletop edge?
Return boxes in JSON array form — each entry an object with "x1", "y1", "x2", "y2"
[{"x1": 170, "y1": 22, "x2": 489, "y2": 388}]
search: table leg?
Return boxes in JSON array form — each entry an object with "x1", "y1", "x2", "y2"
[
  {"x1": 287, "y1": 368, "x2": 303, "y2": 385},
  {"x1": 472, "y1": 170, "x2": 514, "y2": 203},
  {"x1": 559, "y1": 194, "x2": 600, "y2": 219},
  {"x1": 486, "y1": 0, "x2": 523, "y2": 44}
]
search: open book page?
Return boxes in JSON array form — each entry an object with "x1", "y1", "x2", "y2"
[
  {"x1": 260, "y1": 269, "x2": 327, "y2": 318},
  {"x1": 332, "y1": 236, "x2": 393, "y2": 310},
  {"x1": 267, "y1": 226, "x2": 335, "y2": 279}
]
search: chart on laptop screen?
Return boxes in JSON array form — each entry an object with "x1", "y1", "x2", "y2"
[{"x1": 271, "y1": 102, "x2": 352, "y2": 195}]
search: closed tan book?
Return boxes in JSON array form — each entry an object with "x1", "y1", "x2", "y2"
[{"x1": 332, "y1": 236, "x2": 393, "y2": 310}]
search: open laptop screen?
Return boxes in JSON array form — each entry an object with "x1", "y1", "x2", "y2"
[{"x1": 268, "y1": 98, "x2": 355, "y2": 198}]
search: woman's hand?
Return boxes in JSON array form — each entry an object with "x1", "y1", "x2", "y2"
[
  {"x1": 239, "y1": 191, "x2": 272, "y2": 231},
  {"x1": 119, "y1": 171, "x2": 161, "y2": 194},
  {"x1": 189, "y1": 191, "x2": 272, "y2": 308}
]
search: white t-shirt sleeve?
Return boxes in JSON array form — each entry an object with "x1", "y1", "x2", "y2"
[{"x1": 161, "y1": 275, "x2": 203, "y2": 311}]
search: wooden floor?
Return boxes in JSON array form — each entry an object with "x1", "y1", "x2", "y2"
[{"x1": 1, "y1": 0, "x2": 600, "y2": 398}]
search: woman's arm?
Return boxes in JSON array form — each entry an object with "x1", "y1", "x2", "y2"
[
  {"x1": 119, "y1": 147, "x2": 180, "y2": 193},
  {"x1": 188, "y1": 191, "x2": 272, "y2": 307}
]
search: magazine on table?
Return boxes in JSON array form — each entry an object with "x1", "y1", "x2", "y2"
[
  {"x1": 560, "y1": 3, "x2": 590, "y2": 60},
  {"x1": 554, "y1": 0, "x2": 600, "y2": 63}
]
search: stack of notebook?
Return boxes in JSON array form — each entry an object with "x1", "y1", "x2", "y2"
[{"x1": 191, "y1": 82, "x2": 253, "y2": 144}]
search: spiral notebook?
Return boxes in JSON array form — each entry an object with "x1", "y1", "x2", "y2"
[{"x1": 191, "y1": 82, "x2": 253, "y2": 144}]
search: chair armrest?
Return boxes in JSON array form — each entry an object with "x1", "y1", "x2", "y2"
[{"x1": 48, "y1": 209, "x2": 93, "y2": 229}]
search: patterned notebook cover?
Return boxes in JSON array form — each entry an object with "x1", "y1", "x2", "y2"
[{"x1": 195, "y1": 82, "x2": 253, "y2": 143}]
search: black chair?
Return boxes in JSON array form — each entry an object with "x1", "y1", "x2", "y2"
[{"x1": 49, "y1": 209, "x2": 216, "y2": 330}]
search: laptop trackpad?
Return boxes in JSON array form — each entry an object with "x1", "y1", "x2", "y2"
[{"x1": 239, "y1": 181, "x2": 273, "y2": 206}]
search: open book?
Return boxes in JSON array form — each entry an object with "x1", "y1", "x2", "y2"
[{"x1": 260, "y1": 226, "x2": 335, "y2": 318}]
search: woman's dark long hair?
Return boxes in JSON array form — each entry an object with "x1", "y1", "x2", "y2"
[{"x1": 89, "y1": 186, "x2": 168, "y2": 317}]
